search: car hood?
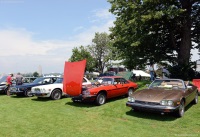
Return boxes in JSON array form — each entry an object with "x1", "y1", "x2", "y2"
[
  {"x1": 14, "y1": 83, "x2": 40, "y2": 88},
  {"x1": 32, "y1": 83, "x2": 63, "y2": 90},
  {"x1": 63, "y1": 60, "x2": 86, "y2": 96},
  {"x1": 132, "y1": 88, "x2": 183, "y2": 102}
]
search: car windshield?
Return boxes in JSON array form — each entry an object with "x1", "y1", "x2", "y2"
[
  {"x1": 32, "y1": 77, "x2": 54, "y2": 84},
  {"x1": 54, "y1": 78, "x2": 63, "y2": 83},
  {"x1": 149, "y1": 79, "x2": 185, "y2": 89},
  {"x1": 0, "y1": 76, "x2": 7, "y2": 83}
]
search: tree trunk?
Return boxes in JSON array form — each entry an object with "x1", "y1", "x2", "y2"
[{"x1": 178, "y1": 0, "x2": 192, "y2": 66}]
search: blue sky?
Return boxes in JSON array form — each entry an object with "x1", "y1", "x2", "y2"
[
  {"x1": 0, "y1": 0, "x2": 199, "y2": 74},
  {"x1": 0, "y1": 0, "x2": 115, "y2": 74}
]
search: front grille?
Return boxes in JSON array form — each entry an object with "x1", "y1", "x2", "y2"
[
  {"x1": 135, "y1": 100, "x2": 160, "y2": 105},
  {"x1": 11, "y1": 87, "x2": 17, "y2": 91},
  {"x1": 33, "y1": 88, "x2": 40, "y2": 92}
]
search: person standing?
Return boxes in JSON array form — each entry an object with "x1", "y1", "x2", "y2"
[
  {"x1": 149, "y1": 64, "x2": 154, "y2": 81},
  {"x1": 6, "y1": 73, "x2": 13, "y2": 96},
  {"x1": 162, "y1": 67, "x2": 170, "y2": 79},
  {"x1": 16, "y1": 72, "x2": 23, "y2": 85}
]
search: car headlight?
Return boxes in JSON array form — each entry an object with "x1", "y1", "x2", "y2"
[
  {"x1": 82, "y1": 90, "x2": 90, "y2": 95},
  {"x1": 128, "y1": 97, "x2": 135, "y2": 102},
  {"x1": 160, "y1": 100, "x2": 174, "y2": 106},
  {"x1": 40, "y1": 88, "x2": 47, "y2": 92}
]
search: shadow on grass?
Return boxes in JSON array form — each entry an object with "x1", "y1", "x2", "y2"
[
  {"x1": 10, "y1": 95, "x2": 27, "y2": 98},
  {"x1": 65, "y1": 101, "x2": 97, "y2": 108},
  {"x1": 65, "y1": 95, "x2": 127, "y2": 108},
  {"x1": 126, "y1": 110, "x2": 176, "y2": 121},
  {"x1": 31, "y1": 96, "x2": 68, "y2": 102},
  {"x1": 125, "y1": 103, "x2": 195, "y2": 121},
  {"x1": 31, "y1": 97, "x2": 51, "y2": 102}
]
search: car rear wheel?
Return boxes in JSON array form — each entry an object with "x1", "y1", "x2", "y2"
[
  {"x1": 51, "y1": 89, "x2": 62, "y2": 100},
  {"x1": 175, "y1": 100, "x2": 185, "y2": 118},
  {"x1": 192, "y1": 92, "x2": 198, "y2": 104},
  {"x1": 127, "y1": 88, "x2": 134, "y2": 97},
  {"x1": 95, "y1": 93, "x2": 106, "y2": 106},
  {"x1": 25, "y1": 89, "x2": 33, "y2": 97}
]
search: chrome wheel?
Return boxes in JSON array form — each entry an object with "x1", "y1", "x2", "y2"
[
  {"x1": 95, "y1": 93, "x2": 106, "y2": 106},
  {"x1": 128, "y1": 89, "x2": 134, "y2": 96},
  {"x1": 51, "y1": 89, "x2": 62, "y2": 100},
  {"x1": 25, "y1": 90, "x2": 33, "y2": 97},
  {"x1": 193, "y1": 92, "x2": 198, "y2": 104},
  {"x1": 176, "y1": 101, "x2": 185, "y2": 117}
]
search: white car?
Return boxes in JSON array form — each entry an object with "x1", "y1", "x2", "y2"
[{"x1": 31, "y1": 77, "x2": 91, "y2": 100}]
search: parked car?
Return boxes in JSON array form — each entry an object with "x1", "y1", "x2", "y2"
[
  {"x1": 126, "y1": 79, "x2": 198, "y2": 117},
  {"x1": 31, "y1": 77, "x2": 91, "y2": 100},
  {"x1": 63, "y1": 60, "x2": 138, "y2": 105},
  {"x1": 192, "y1": 79, "x2": 200, "y2": 95},
  {"x1": 0, "y1": 75, "x2": 8, "y2": 94},
  {"x1": 10, "y1": 77, "x2": 59, "y2": 97}
]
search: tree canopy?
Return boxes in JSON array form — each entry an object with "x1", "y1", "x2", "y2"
[
  {"x1": 88, "y1": 32, "x2": 117, "y2": 73},
  {"x1": 69, "y1": 46, "x2": 96, "y2": 72},
  {"x1": 108, "y1": 0, "x2": 200, "y2": 71}
]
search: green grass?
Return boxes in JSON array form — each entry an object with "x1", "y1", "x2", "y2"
[{"x1": 0, "y1": 81, "x2": 200, "y2": 137}]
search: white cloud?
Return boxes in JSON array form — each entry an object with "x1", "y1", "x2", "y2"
[
  {"x1": 89, "y1": 8, "x2": 115, "y2": 23},
  {"x1": 0, "y1": 9, "x2": 114, "y2": 74}
]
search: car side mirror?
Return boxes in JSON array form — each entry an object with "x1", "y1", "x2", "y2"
[{"x1": 114, "y1": 82, "x2": 118, "y2": 85}]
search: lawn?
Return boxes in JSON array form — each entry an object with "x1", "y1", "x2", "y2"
[{"x1": 0, "y1": 81, "x2": 199, "y2": 137}]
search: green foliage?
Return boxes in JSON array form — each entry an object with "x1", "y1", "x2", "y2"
[
  {"x1": 33, "y1": 71, "x2": 39, "y2": 77},
  {"x1": 69, "y1": 46, "x2": 96, "y2": 72},
  {"x1": 168, "y1": 62, "x2": 197, "y2": 80},
  {"x1": 108, "y1": 0, "x2": 200, "y2": 70},
  {"x1": 88, "y1": 32, "x2": 117, "y2": 73}
]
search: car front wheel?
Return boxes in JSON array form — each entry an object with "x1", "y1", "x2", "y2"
[
  {"x1": 176, "y1": 100, "x2": 185, "y2": 118},
  {"x1": 25, "y1": 89, "x2": 33, "y2": 97},
  {"x1": 51, "y1": 89, "x2": 62, "y2": 100},
  {"x1": 95, "y1": 93, "x2": 106, "y2": 106}
]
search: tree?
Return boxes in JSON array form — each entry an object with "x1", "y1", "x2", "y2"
[
  {"x1": 88, "y1": 32, "x2": 117, "y2": 73},
  {"x1": 69, "y1": 46, "x2": 96, "y2": 72},
  {"x1": 108, "y1": 0, "x2": 200, "y2": 71},
  {"x1": 33, "y1": 72, "x2": 39, "y2": 77}
]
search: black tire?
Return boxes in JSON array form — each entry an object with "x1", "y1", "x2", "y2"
[
  {"x1": 51, "y1": 89, "x2": 62, "y2": 100},
  {"x1": 127, "y1": 88, "x2": 134, "y2": 97},
  {"x1": 175, "y1": 100, "x2": 185, "y2": 118},
  {"x1": 95, "y1": 92, "x2": 106, "y2": 106},
  {"x1": 192, "y1": 92, "x2": 198, "y2": 104},
  {"x1": 4, "y1": 89, "x2": 8, "y2": 95},
  {"x1": 25, "y1": 89, "x2": 33, "y2": 97},
  {"x1": 72, "y1": 98, "x2": 79, "y2": 103}
]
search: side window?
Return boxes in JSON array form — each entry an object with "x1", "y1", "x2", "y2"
[
  {"x1": 43, "y1": 78, "x2": 51, "y2": 84},
  {"x1": 121, "y1": 78, "x2": 128, "y2": 84},
  {"x1": 114, "y1": 78, "x2": 121, "y2": 84},
  {"x1": 83, "y1": 78, "x2": 87, "y2": 83}
]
